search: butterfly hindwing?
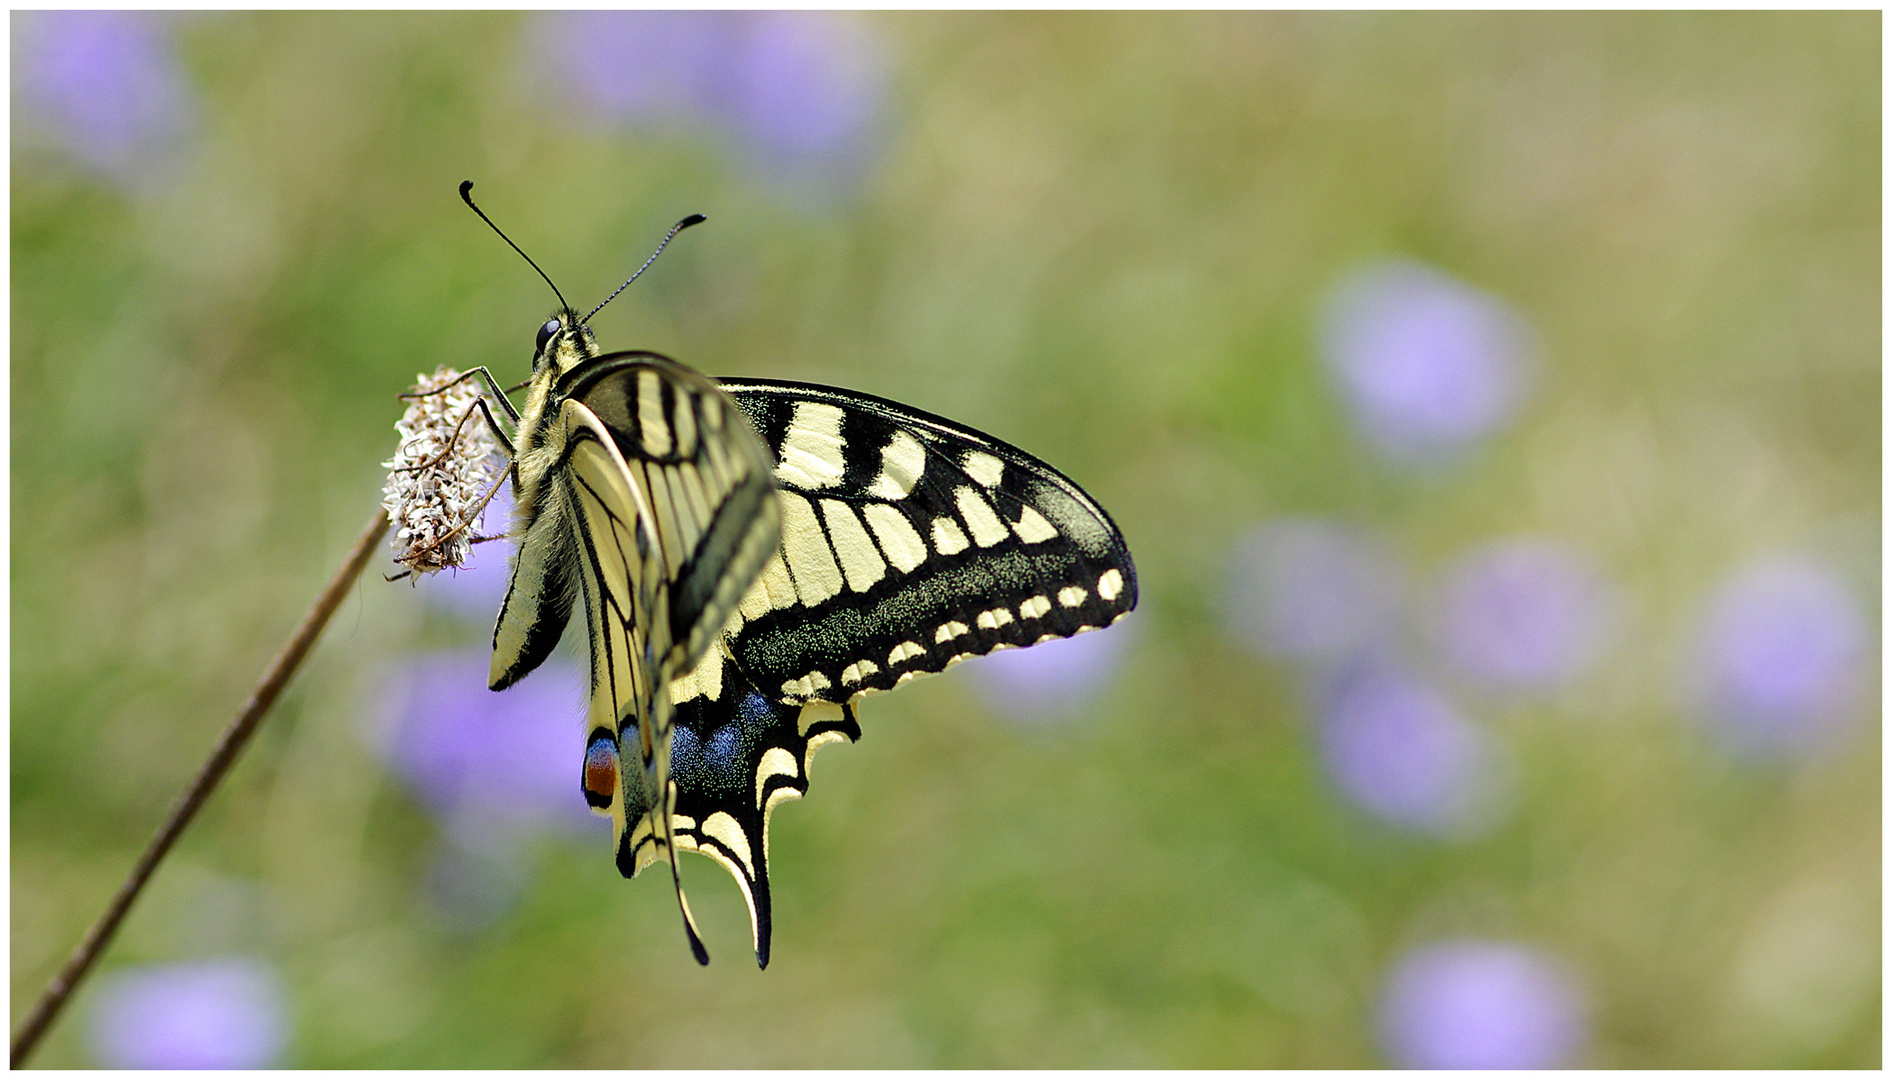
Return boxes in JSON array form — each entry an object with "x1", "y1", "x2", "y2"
[
  {"x1": 618, "y1": 649, "x2": 862, "y2": 968},
  {"x1": 561, "y1": 398, "x2": 667, "y2": 808},
  {"x1": 488, "y1": 442, "x2": 580, "y2": 693}
]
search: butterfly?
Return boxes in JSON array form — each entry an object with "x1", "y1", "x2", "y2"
[{"x1": 446, "y1": 182, "x2": 1137, "y2": 967}]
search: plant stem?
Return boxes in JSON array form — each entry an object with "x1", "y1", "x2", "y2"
[{"x1": 10, "y1": 507, "x2": 392, "y2": 1069}]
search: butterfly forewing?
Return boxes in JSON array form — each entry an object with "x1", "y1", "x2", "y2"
[
  {"x1": 561, "y1": 355, "x2": 783, "y2": 683},
  {"x1": 717, "y1": 378, "x2": 1138, "y2": 704}
]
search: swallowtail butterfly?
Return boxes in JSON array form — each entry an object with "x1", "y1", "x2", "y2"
[{"x1": 448, "y1": 183, "x2": 1137, "y2": 968}]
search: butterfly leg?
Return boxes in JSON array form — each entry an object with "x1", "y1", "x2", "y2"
[
  {"x1": 384, "y1": 467, "x2": 515, "y2": 580},
  {"x1": 398, "y1": 364, "x2": 523, "y2": 425},
  {"x1": 390, "y1": 390, "x2": 517, "y2": 466},
  {"x1": 385, "y1": 392, "x2": 521, "y2": 577}
]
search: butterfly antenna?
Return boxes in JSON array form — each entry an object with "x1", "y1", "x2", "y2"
[
  {"x1": 459, "y1": 180, "x2": 570, "y2": 313},
  {"x1": 584, "y1": 213, "x2": 707, "y2": 325}
]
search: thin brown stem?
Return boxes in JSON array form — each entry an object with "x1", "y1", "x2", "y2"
[{"x1": 10, "y1": 506, "x2": 393, "y2": 1069}]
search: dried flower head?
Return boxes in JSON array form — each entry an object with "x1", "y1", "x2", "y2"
[{"x1": 382, "y1": 368, "x2": 507, "y2": 577}]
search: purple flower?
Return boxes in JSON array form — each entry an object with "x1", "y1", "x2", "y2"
[
  {"x1": 1435, "y1": 537, "x2": 1615, "y2": 691},
  {"x1": 1319, "y1": 663, "x2": 1512, "y2": 839},
  {"x1": 1320, "y1": 260, "x2": 1535, "y2": 463},
  {"x1": 1225, "y1": 519, "x2": 1406, "y2": 662},
  {"x1": 536, "y1": 12, "x2": 885, "y2": 189},
  {"x1": 1378, "y1": 940, "x2": 1586, "y2": 1069},
  {"x1": 546, "y1": 11, "x2": 733, "y2": 123},
  {"x1": 371, "y1": 649, "x2": 603, "y2": 850},
  {"x1": 1689, "y1": 556, "x2": 1869, "y2": 756},
  {"x1": 14, "y1": 11, "x2": 196, "y2": 186},
  {"x1": 86, "y1": 957, "x2": 289, "y2": 1069},
  {"x1": 970, "y1": 622, "x2": 1132, "y2": 721},
  {"x1": 724, "y1": 12, "x2": 885, "y2": 170}
]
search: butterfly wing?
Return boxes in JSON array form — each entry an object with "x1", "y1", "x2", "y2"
[
  {"x1": 640, "y1": 378, "x2": 1137, "y2": 966},
  {"x1": 646, "y1": 649, "x2": 861, "y2": 969},
  {"x1": 566, "y1": 356, "x2": 784, "y2": 681},
  {"x1": 720, "y1": 378, "x2": 1138, "y2": 700},
  {"x1": 495, "y1": 351, "x2": 781, "y2": 964}
]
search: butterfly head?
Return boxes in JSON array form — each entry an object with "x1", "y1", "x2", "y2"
[{"x1": 532, "y1": 308, "x2": 600, "y2": 377}]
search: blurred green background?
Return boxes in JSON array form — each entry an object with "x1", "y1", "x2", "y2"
[{"x1": 10, "y1": 11, "x2": 1879, "y2": 1068}]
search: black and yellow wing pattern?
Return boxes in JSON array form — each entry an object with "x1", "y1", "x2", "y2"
[
  {"x1": 490, "y1": 336, "x2": 782, "y2": 965},
  {"x1": 619, "y1": 379, "x2": 1138, "y2": 967}
]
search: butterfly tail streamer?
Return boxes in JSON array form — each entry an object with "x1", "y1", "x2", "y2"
[{"x1": 663, "y1": 782, "x2": 712, "y2": 966}]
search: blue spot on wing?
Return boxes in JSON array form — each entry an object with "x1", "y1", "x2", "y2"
[
  {"x1": 670, "y1": 687, "x2": 795, "y2": 801},
  {"x1": 736, "y1": 690, "x2": 781, "y2": 730}
]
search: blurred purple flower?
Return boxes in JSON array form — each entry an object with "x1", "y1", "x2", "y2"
[
  {"x1": 726, "y1": 12, "x2": 885, "y2": 169},
  {"x1": 1436, "y1": 537, "x2": 1615, "y2": 691},
  {"x1": 1378, "y1": 940, "x2": 1586, "y2": 1069},
  {"x1": 1320, "y1": 260, "x2": 1535, "y2": 463},
  {"x1": 372, "y1": 649, "x2": 603, "y2": 850},
  {"x1": 549, "y1": 10, "x2": 732, "y2": 123},
  {"x1": 971, "y1": 622, "x2": 1132, "y2": 721},
  {"x1": 1225, "y1": 519, "x2": 1406, "y2": 663},
  {"x1": 1690, "y1": 556, "x2": 1869, "y2": 756},
  {"x1": 87, "y1": 957, "x2": 289, "y2": 1069},
  {"x1": 1319, "y1": 663, "x2": 1512, "y2": 839},
  {"x1": 537, "y1": 11, "x2": 886, "y2": 188},
  {"x1": 14, "y1": 11, "x2": 196, "y2": 185}
]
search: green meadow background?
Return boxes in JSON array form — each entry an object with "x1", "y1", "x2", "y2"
[{"x1": 11, "y1": 12, "x2": 1878, "y2": 1068}]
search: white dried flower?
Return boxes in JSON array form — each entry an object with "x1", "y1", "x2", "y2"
[{"x1": 381, "y1": 367, "x2": 507, "y2": 577}]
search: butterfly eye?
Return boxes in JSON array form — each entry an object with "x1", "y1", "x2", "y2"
[{"x1": 536, "y1": 318, "x2": 560, "y2": 357}]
